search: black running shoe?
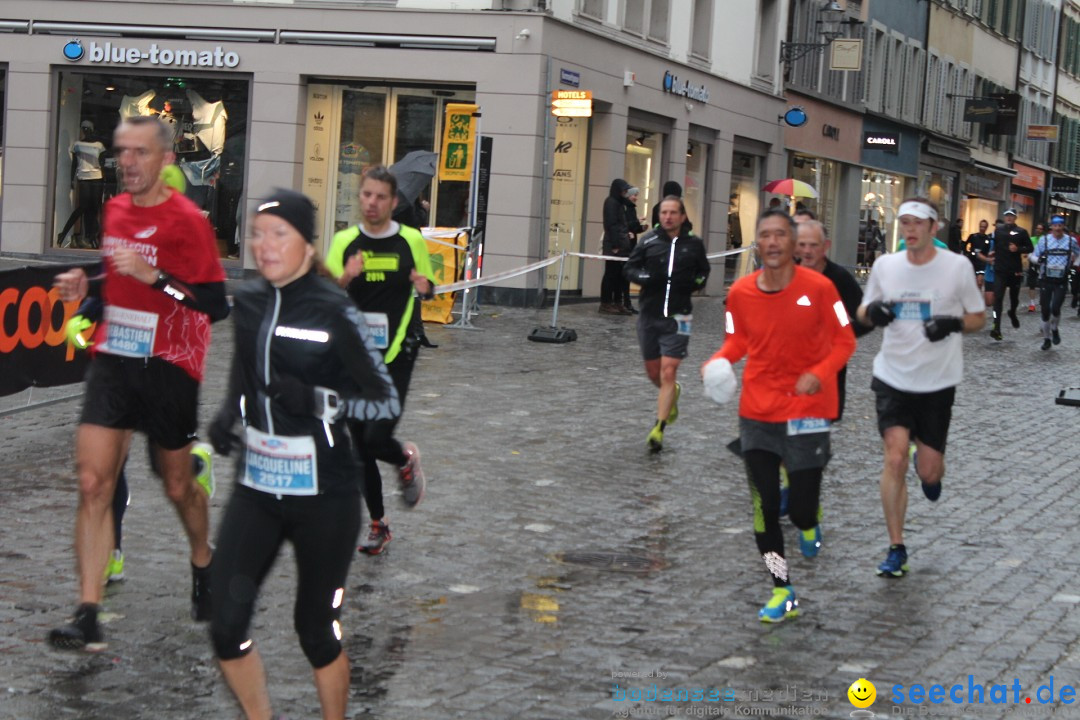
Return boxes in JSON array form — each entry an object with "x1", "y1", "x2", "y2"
[
  {"x1": 1008, "y1": 310, "x2": 1020, "y2": 328},
  {"x1": 191, "y1": 561, "x2": 212, "y2": 622},
  {"x1": 49, "y1": 603, "x2": 106, "y2": 652},
  {"x1": 1053, "y1": 329, "x2": 1061, "y2": 345},
  {"x1": 1042, "y1": 338, "x2": 1052, "y2": 351},
  {"x1": 990, "y1": 328, "x2": 1003, "y2": 341}
]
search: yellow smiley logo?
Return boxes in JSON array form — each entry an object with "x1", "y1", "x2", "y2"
[{"x1": 848, "y1": 678, "x2": 876, "y2": 708}]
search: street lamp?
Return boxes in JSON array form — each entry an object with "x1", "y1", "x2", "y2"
[{"x1": 779, "y1": 1, "x2": 861, "y2": 68}]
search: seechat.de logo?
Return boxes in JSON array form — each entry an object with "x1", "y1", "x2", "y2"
[{"x1": 63, "y1": 39, "x2": 84, "y2": 62}]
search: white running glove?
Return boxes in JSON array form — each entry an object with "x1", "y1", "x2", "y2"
[{"x1": 702, "y1": 358, "x2": 737, "y2": 405}]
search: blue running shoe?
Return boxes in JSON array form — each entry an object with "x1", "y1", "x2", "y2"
[
  {"x1": 799, "y1": 526, "x2": 822, "y2": 558},
  {"x1": 876, "y1": 545, "x2": 908, "y2": 578},
  {"x1": 759, "y1": 585, "x2": 799, "y2": 623}
]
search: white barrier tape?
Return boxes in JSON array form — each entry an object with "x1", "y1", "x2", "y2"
[
  {"x1": 706, "y1": 247, "x2": 751, "y2": 260},
  {"x1": 434, "y1": 255, "x2": 561, "y2": 295},
  {"x1": 423, "y1": 235, "x2": 469, "y2": 250},
  {"x1": 570, "y1": 251, "x2": 627, "y2": 262},
  {"x1": 431, "y1": 245, "x2": 754, "y2": 296},
  {"x1": 570, "y1": 247, "x2": 749, "y2": 262}
]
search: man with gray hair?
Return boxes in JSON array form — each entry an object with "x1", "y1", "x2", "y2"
[{"x1": 796, "y1": 220, "x2": 871, "y2": 421}]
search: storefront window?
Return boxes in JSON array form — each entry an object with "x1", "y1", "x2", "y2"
[
  {"x1": 791, "y1": 153, "x2": 839, "y2": 232},
  {"x1": 0, "y1": 70, "x2": 5, "y2": 205},
  {"x1": 53, "y1": 71, "x2": 249, "y2": 257},
  {"x1": 729, "y1": 151, "x2": 762, "y2": 271},
  {"x1": 917, "y1": 170, "x2": 955, "y2": 229},
  {"x1": 684, "y1": 140, "x2": 709, "y2": 232},
  {"x1": 305, "y1": 84, "x2": 475, "y2": 244},
  {"x1": 961, "y1": 196, "x2": 1000, "y2": 241},
  {"x1": 624, "y1": 129, "x2": 663, "y2": 222},
  {"x1": 861, "y1": 170, "x2": 910, "y2": 257}
]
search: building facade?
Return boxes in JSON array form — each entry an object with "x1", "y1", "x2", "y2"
[{"x1": 0, "y1": 0, "x2": 791, "y2": 303}]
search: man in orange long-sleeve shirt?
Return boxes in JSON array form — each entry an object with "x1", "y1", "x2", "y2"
[{"x1": 702, "y1": 210, "x2": 855, "y2": 623}]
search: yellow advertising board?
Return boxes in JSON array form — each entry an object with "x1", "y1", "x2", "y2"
[
  {"x1": 421, "y1": 228, "x2": 468, "y2": 324},
  {"x1": 439, "y1": 103, "x2": 479, "y2": 182}
]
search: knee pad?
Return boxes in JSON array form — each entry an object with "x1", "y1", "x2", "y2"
[
  {"x1": 211, "y1": 624, "x2": 255, "y2": 661},
  {"x1": 297, "y1": 623, "x2": 342, "y2": 669}
]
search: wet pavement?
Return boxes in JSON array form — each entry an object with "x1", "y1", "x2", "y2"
[{"x1": 2, "y1": 285, "x2": 1080, "y2": 719}]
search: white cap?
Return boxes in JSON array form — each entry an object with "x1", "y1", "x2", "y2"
[
  {"x1": 702, "y1": 358, "x2": 737, "y2": 405},
  {"x1": 898, "y1": 201, "x2": 938, "y2": 222}
]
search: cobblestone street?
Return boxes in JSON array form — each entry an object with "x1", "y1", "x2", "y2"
[{"x1": 2, "y1": 290, "x2": 1079, "y2": 719}]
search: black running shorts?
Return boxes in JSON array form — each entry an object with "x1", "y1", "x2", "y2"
[
  {"x1": 1026, "y1": 265, "x2": 1039, "y2": 289},
  {"x1": 80, "y1": 353, "x2": 199, "y2": 450},
  {"x1": 739, "y1": 417, "x2": 831, "y2": 473},
  {"x1": 871, "y1": 377, "x2": 955, "y2": 454},
  {"x1": 636, "y1": 312, "x2": 689, "y2": 361}
]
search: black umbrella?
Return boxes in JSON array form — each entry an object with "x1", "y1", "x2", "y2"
[{"x1": 390, "y1": 150, "x2": 438, "y2": 206}]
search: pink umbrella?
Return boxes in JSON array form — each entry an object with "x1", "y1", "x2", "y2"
[{"x1": 762, "y1": 178, "x2": 819, "y2": 198}]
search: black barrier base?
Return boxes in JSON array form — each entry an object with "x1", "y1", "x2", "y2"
[
  {"x1": 1055, "y1": 387, "x2": 1080, "y2": 406},
  {"x1": 528, "y1": 327, "x2": 577, "y2": 343}
]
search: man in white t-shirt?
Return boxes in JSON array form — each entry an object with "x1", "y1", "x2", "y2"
[{"x1": 857, "y1": 198, "x2": 985, "y2": 579}]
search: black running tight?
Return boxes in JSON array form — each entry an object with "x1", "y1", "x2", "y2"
[
  {"x1": 743, "y1": 450, "x2": 822, "y2": 587},
  {"x1": 349, "y1": 343, "x2": 417, "y2": 521}
]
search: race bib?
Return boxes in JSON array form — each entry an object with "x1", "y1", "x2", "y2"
[
  {"x1": 102, "y1": 306, "x2": 158, "y2": 357},
  {"x1": 1047, "y1": 266, "x2": 1065, "y2": 279},
  {"x1": 243, "y1": 427, "x2": 319, "y2": 496},
  {"x1": 363, "y1": 312, "x2": 390, "y2": 350},
  {"x1": 673, "y1": 313, "x2": 692, "y2": 336},
  {"x1": 787, "y1": 417, "x2": 831, "y2": 436},
  {"x1": 891, "y1": 292, "x2": 932, "y2": 322}
]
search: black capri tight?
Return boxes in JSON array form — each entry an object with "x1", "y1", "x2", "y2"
[
  {"x1": 210, "y1": 485, "x2": 361, "y2": 668},
  {"x1": 349, "y1": 343, "x2": 417, "y2": 522},
  {"x1": 743, "y1": 450, "x2": 822, "y2": 587}
]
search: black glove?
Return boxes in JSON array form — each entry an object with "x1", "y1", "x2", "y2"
[
  {"x1": 923, "y1": 316, "x2": 964, "y2": 342},
  {"x1": 866, "y1": 300, "x2": 895, "y2": 327},
  {"x1": 208, "y1": 410, "x2": 241, "y2": 457},
  {"x1": 268, "y1": 374, "x2": 315, "y2": 417}
]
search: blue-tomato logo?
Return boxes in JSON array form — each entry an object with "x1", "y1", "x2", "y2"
[{"x1": 63, "y1": 39, "x2": 84, "y2": 62}]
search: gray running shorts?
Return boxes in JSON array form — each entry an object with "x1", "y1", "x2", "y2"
[
  {"x1": 636, "y1": 312, "x2": 689, "y2": 361},
  {"x1": 739, "y1": 417, "x2": 831, "y2": 472}
]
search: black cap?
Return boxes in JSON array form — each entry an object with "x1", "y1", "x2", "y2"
[{"x1": 256, "y1": 189, "x2": 315, "y2": 244}]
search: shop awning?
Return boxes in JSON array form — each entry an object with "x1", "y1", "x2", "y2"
[
  {"x1": 924, "y1": 139, "x2": 970, "y2": 163},
  {"x1": 972, "y1": 160, "x2": 1017, "y2": 177},
  {"x1": 1050, "y1": 198, "x2": 1080, "y2": 212}
]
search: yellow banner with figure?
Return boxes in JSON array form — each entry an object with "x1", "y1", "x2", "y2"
[
  {"x1": 421, "y1": 228, "x2": 468, "y2": 324},
  {"x1": 439, "y1": 103, "x2": 478, "y2": 182}
]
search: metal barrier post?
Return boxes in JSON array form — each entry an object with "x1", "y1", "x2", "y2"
[{"x1": 528, "y1": 251, "x2": 577, "y2": 343}]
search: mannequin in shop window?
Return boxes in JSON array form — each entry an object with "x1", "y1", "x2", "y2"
[
  {"x1": 57, "y1": 120, "x2": 106, "y2": 249},
  {"x1": 177, "y1": 89, "x2": 228, "y2": 237}
]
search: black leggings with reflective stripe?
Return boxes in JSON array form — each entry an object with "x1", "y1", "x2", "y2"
[
  {"x1": 744, "y1": 450, "x2": 822, "y2": 587},
  {"x1": 210, "y1": 485, "x2": 361, "y2": 667}
]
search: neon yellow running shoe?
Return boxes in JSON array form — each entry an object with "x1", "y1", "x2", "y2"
[
  {"x1": 104, "y1": 549, "x2": 125, "y2": 584},
  {"x1": 667, "y1": 382, "x2": 681, "y2": 425},
  {"x1": 646, "y1": 421, "x2": 664, "y2": 453},
  {"x1": 759, "y1": 585, "x2": 799, "y2": 623},
  {"x1": 191, "y1": 442, "x2": 215, "y2": 499}
]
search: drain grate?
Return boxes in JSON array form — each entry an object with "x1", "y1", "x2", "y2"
[{"x1": 553, "y1": 551, "x2": 666, "y2": 573}]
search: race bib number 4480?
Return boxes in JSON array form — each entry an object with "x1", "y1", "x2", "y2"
[{"x1": 101, "y1": 306, "x2": 158, "y2": 357}]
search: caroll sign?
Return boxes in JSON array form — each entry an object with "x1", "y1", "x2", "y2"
[{"x1": 63, "y1": 39, "x2": 240, "y2": 68}]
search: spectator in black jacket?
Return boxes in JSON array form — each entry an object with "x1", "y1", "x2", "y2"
[
  {"x1": 621, "y1": 186, "x2": 646, "y2": 313},
  {"x1": 601, "y1": 178, "x2": 632, "y2": 315}
]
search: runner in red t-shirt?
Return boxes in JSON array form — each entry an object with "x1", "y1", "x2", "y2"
[
  {"x1": 702, "y1": 210, "x2": 855, "y2": 623},
  {"x1": 50, "y1": 117, "x2": 229, "y2": 651}
]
